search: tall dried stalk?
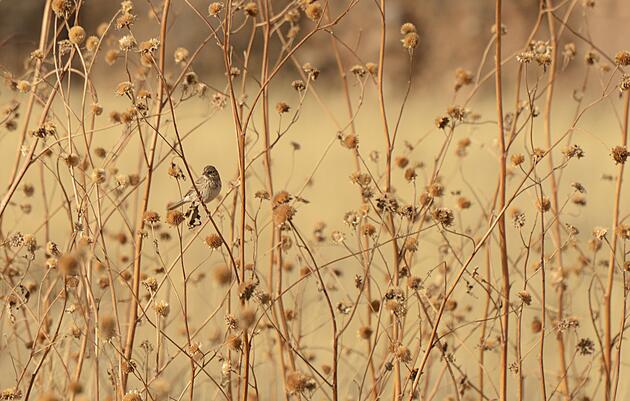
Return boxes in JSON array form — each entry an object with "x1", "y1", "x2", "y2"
[
  {"x1": 603, "y1": 89, "x2": 630, "y2": 401},
  {"x1": 494, "y1": 2, "x2": 510, "y2": 401},
  {"x1": 122, "y1": 0, "x2": 171, "y2": 391}
]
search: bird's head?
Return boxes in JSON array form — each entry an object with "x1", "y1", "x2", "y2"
[{"x1": 202, "y1": 165, "x2": 219, "y2": 178}]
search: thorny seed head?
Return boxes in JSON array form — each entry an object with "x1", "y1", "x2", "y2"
[
  {"x1": 154, "y1": 300, "x2": 170, "y2": 317},
  {"x1": 208, "y1": 2, "x2": 224, "y2": 16},
  {"x1": 205, "y1": 234, "x2": 223, "y2": 249},
  {"x1": 611, "y1": 145, "x2": 629, "y2": 164},
  {"x1": 304, "y1": 1, "x2": 322, "y2": 21},
  {"x1": 431, "y1": 208, "x2": 454, "y2": 227},
  {"x1": 212, "y1": 264, "x2": 232, "y2": 286},
  {"x1": 614, "y1": 50, "x2": 630, "y2": 66},
  {"x1": 243, "y1": 2, "x2": 258, "y2": 17},
  {"x1": 143, "y1": 211, "x2": 160, "y2": 224},
  {"x1": 174, "y1": 47, "x2": 189, "y2": 64},
  {"x1": 166, "y1": 210, "x2": 184, "y2": 226}
]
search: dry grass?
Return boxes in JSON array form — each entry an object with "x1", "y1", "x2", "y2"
[{"x1": 0, "y1": 1, "x2": 629, "y2": 401}]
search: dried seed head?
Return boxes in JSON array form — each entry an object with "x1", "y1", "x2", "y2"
[
  {"x1": 119, "y1": 34, "x2": 137, "y2": 51},
  {"x1": 342, "y1": 134, "x2": 358, "y2": 149},
  {"x1": 394, "y1": 345, "x2": 412, "y2": 362},
  {"x1": 286, "y1": 371, "x2": 316, "y2": 394},
  {"x1": 58, "y1": 253, "x2": 79, "y2": 275},
  {"x1": 454, "y1": 68, "x2": 473, "y2": 91},
  {"x1": 115, "y1": 81, "x2": 133, "y2": 97},
  {"x1": 239, "y1": 307, "x2": 257, "y2": 329},
  {"x1": 395, "y1": 156, "x2": 409, "y2": 168},
  {"x1": 143, "y1": 211, "x2": 160, "y2": 224},
  {"x1": 517, "y1": 290, "x2": 532, "y2": 305},
  {"x1": 403, "y1": 238, "x2": 418, "y2": 252},
  {"x1": 225, "y1": 334, "x2": 242, "y2": 350},
  {"x1": 511, "y1": 153, "x2": 525, "y2": 166},
  {"x1": 208, "y1": 2, "x2": 223, "y2": 16},
  {"x1": 358, "y1": 325, "x2": 373, "y2": 339},
  {"x1": 431, "y1": 208, "x2": 454, "y2": 227},
  {"x1": 615, "y1": 50, "x2": 630, "y2": 66},
  {"x1": 611, "y1": 146, "x2": 629, "y2": 164},
  {"x1": 435, "y1": 115, "x2": 450, "y2": 129},
  {"x1": 585, "y1": 50, "x2": 599, "y2": 65},
  {"x1": 531, "y1": 317, "x2": 542, "y2": 333},
  {"x1": 100, "y1": 314, "x2": 117, "y2": 340},
  {"x1": 91, "y1": 168, "x2": 106, "y2": 184},
  {"x1": 291, "y1": 79, "x2": 306, "y2": 91},
  {"x1": 16, "y1": 80, "x2": 31, "y2": 93},
  {"x1": 166, "y1": 210, "x2": 184, "y2": 226},
  {"x1": 243, "y1": 2, "x2": 258, "y2": 16},
  {"x1": 0, "y1": 387, "x2": 22, "y2": 401},
  {"x1": 105, "y1": 49, "x2": 120, "y2": 65},
  {"x1": 239, "y1": 280, "x2": 257, "y2": 301},
  {"x1": 85, "y1": 35, "x2": 99, "y2": 52},
  {"x1": 276, "y1": 101, "x2": 290, "y2": 113},
  {"x1": 68, "y1": 26, "x2": 86, "y2": 46},
  {"x1": 400, "y1": 22, "x2": 417, "y2": 34},
  {"x1": 562, "y1": 144, "x2": 585, "y2": 159},
  {"x1": 154, "y1": 300, "x2": 170, "y2": 317},
  {"x1": 205, "y1": 234, "x2": 223, "y2": 249},
  {"x1": 212, "y1": 264, "x2": 232, "y2": 286},
  {"x1": 360, "y1": 223, "x2": 376, "y2": 236},
  {"x1": 457, "y1": 196, "x2": 471, "y2": 209},
  {"x1": 273, "y1": 191, "x2": 291, "y2": 206},
  {"x1": 305, "y1": 2, "x2": 322, "y2": 21},
  {"x1": 52, "y1": 0, "x2": 74, "y2": 17},
  {"x1": 536, "y1": 196, "x2": 551, "y2": 212},
  {"x1": 122, "y1": 390, "x2": 142, "y2": 401},
  {"x1": 116, "y1": 13, "x2": 136, "y2": 30},
  {"x1": 401, "y1": 32, "x2": 420, "y2": 50},
  {"x1": 273, "y1": 204, "x2": 296, "y2": 226},
  {"x1": 174, "y1": 47, "x2": 189, "y2": 64}
]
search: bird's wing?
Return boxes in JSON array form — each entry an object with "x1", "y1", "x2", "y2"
[{"x1": 184, "y1": 176, "x2": 207, "y2": 198}]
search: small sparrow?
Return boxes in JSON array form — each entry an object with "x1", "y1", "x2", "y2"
[{"x1": 167, "y1": 165, "x2": 221, "y2": 210}]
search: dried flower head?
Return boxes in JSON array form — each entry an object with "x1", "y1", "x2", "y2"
[
  {"x1": 212, "y1": 264, "x2": 232, "y2": 286},
  {"x1": 166, "y1": 210, "x2": 184, "y2": 226},
  {"x1": 205, "y1": 234, "x2": 223, "y2": 249},
  {"x1": 431, "y1": 208, "x2": 454, "y2": 227},
  {"x1": 611, "y1": 145, "x2": 629, "y2": 164},
  {"x1": 143, "y1": 211, "x2": 160, "y2": 224},
  {"x1": 401, "y1": 32, "x2": 420, "y2": 50},
  {"x1": 100, "y1": 314, "x2": 117, "y2": 340},
  {"x1": 305, "y1": 1, "x2": 322, "y2": 21},
  {"x1": 400, "y1": 22, "x2": 417, "y2": 35},
  {"x1": 154, "y1": 300, "x2": 170, "y2": 317},
  {"x1": 273, "y1": 204, "x2": 296, "y2": 226},
  {"x1": 119, "y1": 34, "x2": 137, "y2": 51},
  {"x1": 209, "y1": 2, "x2": 224, "y2": 16},
  {"x1": 615, "y1": 50, "x2": 630, "y2": 66},
  {"x1": 286, "y1": 371, "x2": 316, "y2": 395},
  {"x1": 276, "y1": 101, "x2": 290, "y2": 113},
  {"x1": 122, "y1": 390, "x2": 142, "y2": 401},
  {"x1": 243, "y1": 2, "x2": 258, "y2": 17}
]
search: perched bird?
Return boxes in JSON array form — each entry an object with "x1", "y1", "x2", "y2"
[{"x1": 167, "y1": 165, "x2": 221, "y2": 210}]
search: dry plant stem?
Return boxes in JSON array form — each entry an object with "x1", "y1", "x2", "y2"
[
  {"x1": 6, "y1": 0, "x2": 51, "y2": 190},
  {"x1": 604, "y1": 89, "x2": 629, "y2": 401},
  {"x1": 122, "y1": 0, "x2": 171, "y2": 392},
  {"x1": 259, "y1": 1, "x2": 292, "y2": 398},
  {"x1": 323, "y1": 5, "x2": 378, "y2": 399},
  {"x1": 494, "y1": 2, "x2": 510, "y2": 401},
  {"x1": 543, "y1": 2, "x2": 570, "y2": 399},
  {"x1": 376, "y1": 1, "x2": 401, "y2": 398},
  {"x1": 222, "y1": 2, "x2": 251, "y2": 400}
]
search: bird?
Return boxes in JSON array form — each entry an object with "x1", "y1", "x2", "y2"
[{"x1": 167, "y1": 165, "x2": 221, "y2": 210}]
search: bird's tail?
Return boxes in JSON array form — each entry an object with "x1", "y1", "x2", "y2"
[{"x1": 167, "y1": 198, "x2": 188, "y2": 210}]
